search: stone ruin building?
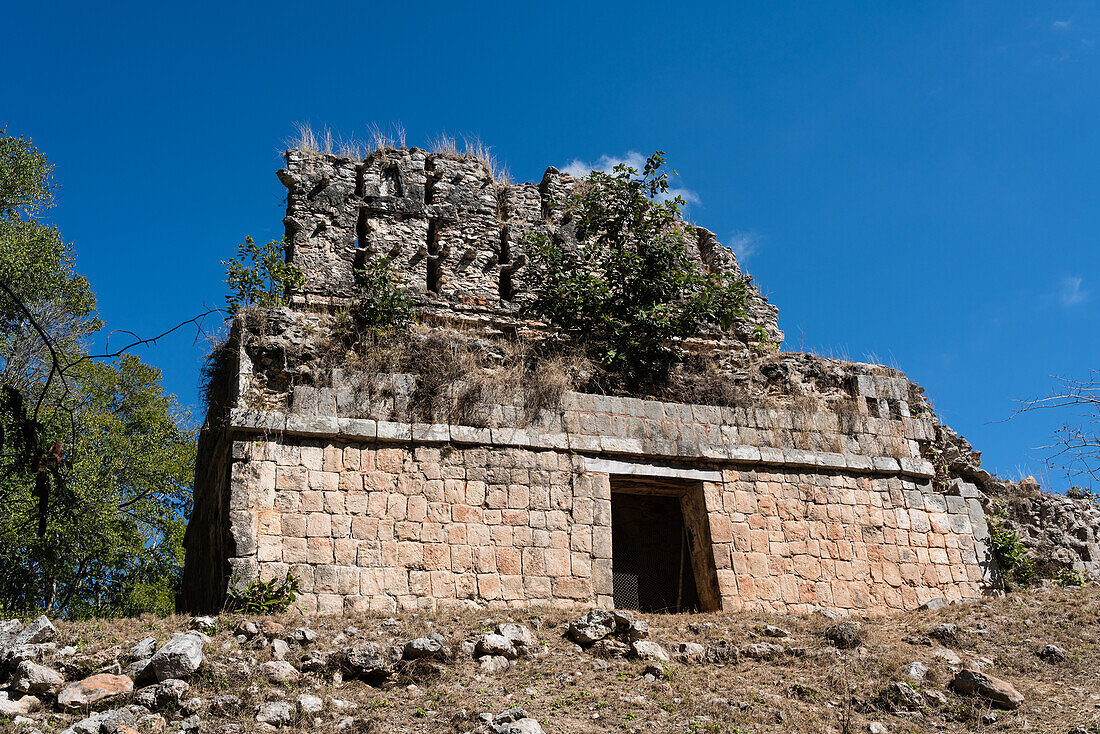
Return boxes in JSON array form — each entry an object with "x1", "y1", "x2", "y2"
[{"x1": 182, "y1": 146, "x2": 1100, "y2": 616}]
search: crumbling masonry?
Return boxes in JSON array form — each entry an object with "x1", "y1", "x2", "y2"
[{"x1": 182, "y1": 147, "x2": 1096, "y2": 616}]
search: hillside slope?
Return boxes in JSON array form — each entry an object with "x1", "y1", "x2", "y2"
[{"x1": 2, "y1": 585, "x2": 1099, "y2": 733}]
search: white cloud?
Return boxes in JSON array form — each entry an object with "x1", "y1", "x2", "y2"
[
  {"x1": 1060, "y1": 276, "x2": 1090, "y2": 306},
  {"x1": 1052, "y1": 19, "x2": 1072, "y2": 30},
  {"x1": 561, "y1": 151, "x2": 700, "y2": 205},
  {"x1": 727, "y1": 231, "x2": 761, "y2": 261}
]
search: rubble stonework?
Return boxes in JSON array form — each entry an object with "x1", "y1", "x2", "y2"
[{"x1": 181, "y1": 147, "x2": 1091, "y2": 615}]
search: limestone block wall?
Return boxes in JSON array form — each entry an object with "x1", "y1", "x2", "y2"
[{"x1": 201, "y1": 424, "x2": 988, "y2": 616}]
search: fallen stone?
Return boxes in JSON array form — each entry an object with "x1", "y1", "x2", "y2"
[
  {"x1": 403, "y1": 636, "x2": 447, "y2": 660},
  {"x1": 11, "y1": 616, "x2": 56, "y2": 647},
  {"x1": 0, "y1": 691, "x2": 41, "y2": 717},
  {"x1": 591, "y1": 638, "x2": 630, "y2": 658},
  {"x1": 476, "y1": 633, "x2": 517, "y2": 660},
  {"x1": 0, "y1": 619, "x2": 20, "y2": 646},
  {"x1": 261, "y1": 621, "x2": 285, "y2": 637},
  {"x1": 762, "y1": 625, "x2": 790, "y2": 638},
  {"x1": 190, "y1": 616, "x2": 218, "y2": 634},
  {"x1": 932, "y1": 648, "x2": 961, "y2": 666},
  {"x1": 704, "y1": 640, "x2": 739, "y2": 664},
  {"x1": 901, "y1": 661, "x2": 928, "y2": 683},
  {"x1": 150, "y1": 633, "x2": 204, "y2": 680},
  {"x1": 567, "y1": 610, "x2": 616, "y2": 646},
  {"x1": 300, "y1": 651, "x2": 332, "y2": 672},
  {"x1": 214, "y1": 694, "x2": 243, "y2": 713},
  {"x1": 927, "y1": 623, "x2": 958, "y2": 643},
  {"x1": 868, "y1": 723, "x2": 889, "y2": 734},
  {"x1": 262, "y1": 660, "x2": 300, "y2": 683},
  {"x1": 297, "y1": 694, "x2": 324, "y2": 715},
  {"x1": 631, "y1": 640, "x2": 669, "y2": 662},
  {"x1": 129, "y1": 637, "x2": 157, "y2": 661},
  {"x1": 879, "y1": 681, "x2": 923, "y2": 712},
  {"x1": 256, "y1": 701, "x2": 293, "y2": 726},
  {"x1": 742, "y1": 642, "x2": 784, "y2": 661},
  {"x1": 60, "y1": 707, "x2": 135, "y2": 734},
  {"x1": 824, "y1": 622, "x2": 862, "y2": 649},
  {"x1": 1038, "y1": 644, "x2": 1067, "y2": 662},
  {"x1": 950, "y1": 669, "x2": 1024, "y2": 709},
  {"x1": 271, "y1": 639, "x2": 290, "y2": 660},
  {"x1": 1, "y1": 643, "x2": 56, "y2": 667},
  {"x1": 625, "y1": 620, "x2": 649, "y2": 641},
  {"x1": 495, "y1": 623, "x2": 538, "y2": 655},
  {"x1": 338, "y1": 642, "x2": 399, "y2": 683},
  {"x1": 13, "y1": 660, "x2": 64, "y2": 696},
  {"x1": 479, "y1": 655, "x2": 511, "y2": 674},
  {"x1": 917, "y1": 598, "x2": 950, "y2": 611},
  {"x1": 122, "y1": 657, "x2": 153, "y2": 684},
  {"x1": 670, "y1": 642, "x2": 705, "y2": 662},
  {"x1": 134, "y1": 678, "x2": 190, "y2": 710},
  {"x1": 493, "y1": 718, "x2": 544, "y2": 734},
  {"x1": 289, "y1": 627, "x2": 317, "y2": 645},
  {"x1": 57, "y1": 674, "x2": 134, "y2": 710}
]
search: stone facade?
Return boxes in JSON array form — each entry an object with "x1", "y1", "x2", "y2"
[{"x1": 182, "y1": 146, "x2": 1005, "y2": 616}]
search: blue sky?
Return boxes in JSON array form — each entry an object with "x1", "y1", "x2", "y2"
[{"x1": 4, "y1": 1, "x2": 1098, "y2": 490}]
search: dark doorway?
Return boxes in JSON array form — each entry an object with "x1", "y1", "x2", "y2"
[{"x1": 611, "y1": 489, "x2": 702, "y2": 613}]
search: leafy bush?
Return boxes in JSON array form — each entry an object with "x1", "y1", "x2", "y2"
[
  {"x1": 988, "y1": 520, "x2": 1034, "y2": 589},
  {"x1": 526, "y1": 152, "x2": 747, "y2": 389},
  {"x1": 222, "y1": 236, "x2": 304, "y2": 312},
  {"x1": 1055, "y1": 567, "x2": 1087, "y2": 587},
  {"x1": 343, "y1": 256, "x2": 417, "y2": 336},
  {"x1": 224, "y1": 574, "x2": 300, "y2": 614}
]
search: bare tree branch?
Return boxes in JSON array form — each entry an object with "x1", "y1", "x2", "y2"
[{"x1": 1013, "y1": 372, "x2": 1100, "y2": 486}]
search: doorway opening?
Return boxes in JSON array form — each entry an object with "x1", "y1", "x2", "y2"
[{"x1": 610, "y1": 476, "x2": 719, "y2": 613}]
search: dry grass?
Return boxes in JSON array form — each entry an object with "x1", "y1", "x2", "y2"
[
  {"x1": 31, "y1": 585, "x2": 1100, "y2": 733},
  {"x1": 368, "y1": 122, "x2": 407, "y2": 154},
  {"x1": 322, "y1": 325, "x2": 591, "y2": 427},
  {"x1": 429, "y1": 133, "x2": 512, "y2": 184},
  {"x1": 287, "y1": 122, "x2": 365, "y2": 159}
]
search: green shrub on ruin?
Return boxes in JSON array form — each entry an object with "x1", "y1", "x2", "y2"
[
  {"x1": 222, "y1": 236, "x2": 304, "y2": 312},
  {"x1": 525, "y1": 152, "x2": 747, "y2": 389},
  {"x1": 988, "y1": 520, "x2": 1035, "y2": 589},
  {"x1": 224, "y1": 573, "x2": 300, "y2": 614},
  {"x1": 346, "y1": 256, "x2": 418, "y2": 336},
  {"x1": 1055, "y1": 567, "x2": 1087, "y2": 587}
]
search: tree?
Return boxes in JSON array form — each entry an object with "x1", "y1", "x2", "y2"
[
  {"x1": 1019, "y1": 372, "x2": 1100, "y2": 489},
  {"x1": 0, "y1": 130, "x2": 197, "y2": 617},
  {"x1": 526, "y1": 152, "x2": 747, "y2": 388}
]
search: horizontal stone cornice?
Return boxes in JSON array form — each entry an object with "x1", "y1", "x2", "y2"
[{"x1": 227, "y1": 408, "x2": 934, "y2": 480}]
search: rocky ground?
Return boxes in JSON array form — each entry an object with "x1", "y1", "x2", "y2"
[{"x1": 1, "y1": 585, "x2": 1099, "y2": 734}]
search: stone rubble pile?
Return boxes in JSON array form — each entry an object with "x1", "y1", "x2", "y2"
[{"x1": 0, "y1": 604, "x2": 1056, "y2": 732}]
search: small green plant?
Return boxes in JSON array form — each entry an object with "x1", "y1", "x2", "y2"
[
  {"x1": 1067, "y1": 486, "x2": 1096, "y2": 501},
  {"x1": 1055, "y1": 567, "x2": 1087, "y2": 587},
  {"x1": 988, "y1": 520, "x2": 1034, "y2": 589},
  {"x1": 344, "y1": 256, "x2": 417, "y2": 335},
  {"x1": 222, "y1": 236, "x2": 304, "y2": 312},
  {"x1": 224, "y1": 574, "x2": 300, "y2": 614},
  {"x1": 751, "y1": 325, "x2": 779, "y2": 352}
]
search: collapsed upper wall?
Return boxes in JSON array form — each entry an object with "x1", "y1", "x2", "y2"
[{"x1": 276, "y1": 148, "x2": 783, "y2": 347}]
